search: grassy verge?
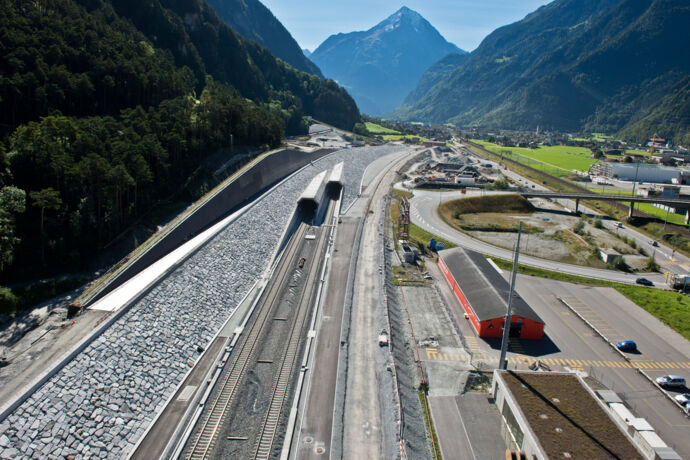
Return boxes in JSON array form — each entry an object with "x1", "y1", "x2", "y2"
[
  {"x1": 419, "y1": 390, "x2": 442, "y2": 460},
  {"x1": 390, "y1": 188, "x2": 455, "y2": 250},
  {"x1": 409, "y1": 223, "x2": 457, "y2": 250},
  {"x1": 488, "y1": 256, "x2": 690, "y2": 341}
]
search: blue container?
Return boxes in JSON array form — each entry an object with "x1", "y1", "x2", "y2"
[{"x1": 429, "y1": 239, "x2": 437, "y2": 251}]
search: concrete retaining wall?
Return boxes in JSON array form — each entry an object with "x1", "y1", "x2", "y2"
[{"x1": 85, "y1": 148, "x2": 333, "y2": 306}]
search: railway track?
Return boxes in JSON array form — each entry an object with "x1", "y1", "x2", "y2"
[
  {"x1": 253, "y1": 206, "x2": 331, "y2": 459},
  {"x1": 184, "y1": 223, "x2": 310, "y2": 460}
]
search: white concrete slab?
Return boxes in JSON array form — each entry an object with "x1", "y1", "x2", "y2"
[{"x1": 89, "y1": 203, "x2": 251, "y2": 312}]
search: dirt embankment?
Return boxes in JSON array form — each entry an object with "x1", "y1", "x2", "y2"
[{"x1": 440, "y1": 194, "x2": 534, "y2": 216}]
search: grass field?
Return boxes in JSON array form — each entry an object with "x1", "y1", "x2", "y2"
[
  {"x1": 365, "y1": 121, "x2": 400, "y2": 134},
  {"x1": 472, "y1": 140, "x2": 596, "y2": 171},
  {"x1": 380, "y1": 134, "x2": 429, "y2": 142}
]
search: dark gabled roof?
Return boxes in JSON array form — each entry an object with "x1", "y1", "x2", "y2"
[{"x1": 439, "y1": 247, "x2": 543, "y2": 323}]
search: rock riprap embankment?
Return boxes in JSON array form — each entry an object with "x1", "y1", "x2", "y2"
[{"x1": 0, "y1": 145, "x2": 406, "y2": 459}]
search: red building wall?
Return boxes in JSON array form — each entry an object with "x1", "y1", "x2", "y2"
[
  {"x1": 438, "y1": 256, "x2": 482, "y2": 334},
  {"x1": 477, "y1": 316, "x2": 543, "y2": 339},
  {"x1": 439, "y1": 256, "x2": 544, "y2": 340}
]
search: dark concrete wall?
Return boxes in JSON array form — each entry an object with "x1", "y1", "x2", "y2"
[{"x1": 86, "y1": 148, "x2": 334, "y2": 305}]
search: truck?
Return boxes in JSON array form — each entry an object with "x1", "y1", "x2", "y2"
[
  {"x1": 378, "y1": 330, "x2": 389, "y2": 347},
  {"x1": 667, "y1": 273, "x2": 690, "y2": 291}
]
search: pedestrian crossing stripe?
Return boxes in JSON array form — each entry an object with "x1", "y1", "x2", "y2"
[{"x1": 422, "y1": 349, "x2": 690, "y2": 370}]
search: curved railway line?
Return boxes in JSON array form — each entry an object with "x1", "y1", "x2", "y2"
[{"x1": 185, "y1": 202, "x2": 333, "y2": 460}]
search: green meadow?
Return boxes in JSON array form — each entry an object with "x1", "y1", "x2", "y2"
[
  {"x1": 471, "y1": 140, "x2": 596, "y2": 173},
  {"x1": 364, "y1": 121, "x2": 400, "y2": 134}
]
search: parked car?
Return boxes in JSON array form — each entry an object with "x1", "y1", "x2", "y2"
[
  {"x1": 656, "y1": 375, "x2": 686, "y2": 388},
  {"x1": 674, "y1": 393, "x2": 690, "y2": 406},
  {"x1": 616, "y1": 340, "x2": 637, "y2": 352},
  {"x1": 617, "y1": 222, "x2": 624, "y2": 228},
  {"x1": 636, "y1": 277, "x2": 654, "y2": 286}
]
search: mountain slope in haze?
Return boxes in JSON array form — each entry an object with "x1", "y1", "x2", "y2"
[
  {"x1": 393, "y1": 0, "x2": 620, "y2": 123},
  {"x1": 396, "y1": 0, "x2": 690, "y2": 144},
  {"x1": 205, "y1": 0, "x2": 323, "y2": 77},
  {"x1": 401, "y1": 52, "x2": 469, "y2": 108},
  {"x1": 311, "y1": 6, "x2": 464, "y2": 115}
]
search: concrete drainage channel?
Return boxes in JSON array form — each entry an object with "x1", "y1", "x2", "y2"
[{"x1": 557, "y1": 296, "x2": 689, "y2": 416}]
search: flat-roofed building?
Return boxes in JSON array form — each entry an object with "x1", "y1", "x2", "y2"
[{"x1": 492, "y1": 370, "x2": 645, "y2": 460}]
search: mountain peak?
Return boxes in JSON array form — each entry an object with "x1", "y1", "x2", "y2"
[
  {"x1": 378, "y1": 6, "x2": 426, "y2": 31},
  {"x1": 396, "y1": 6, "x2": 418, "y2": 16},
  {"x1": 311, "y1": 6, "x2": 462, "y2": 115}
]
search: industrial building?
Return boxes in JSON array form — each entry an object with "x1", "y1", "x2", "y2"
[
  {"x1": 491, "y1": 371, "x2": 649, "y2": 460},
  {"x1": 438, "y1": 248, "x2": 544, "y2": 339},
  {"x1": 590, "y1": 161, "x2": 690, "y2": 184}
]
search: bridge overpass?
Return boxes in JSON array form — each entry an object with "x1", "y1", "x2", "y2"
[{"x1": 517, "y1": 191, "x2": 690, "y2": 222}]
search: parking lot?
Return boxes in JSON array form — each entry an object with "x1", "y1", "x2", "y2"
[{"x1": 427, "y1": 262, "x2": 690, "y2": 458}]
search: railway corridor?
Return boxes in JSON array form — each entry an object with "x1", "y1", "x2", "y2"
[{"x1": 183, "y1": 215, "x2": 330, "y2": 459}]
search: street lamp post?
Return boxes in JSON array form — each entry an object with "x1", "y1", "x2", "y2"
[
  {"x1": 662, "y1": 206, "x2": 670, "y2": 234},
  {"x1": 630, "y1": 161, "x2": 641, "y2": 214}
]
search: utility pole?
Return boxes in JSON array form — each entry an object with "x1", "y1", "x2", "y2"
[
  {"x1": 630, "y1": 161, "x2": 641, "y2": 213},
  {"x1": 499, "y1": 222, "x2": 523, "y2": 370},
  {"x1": 662, "y1": 206, "x2": 670, "y2": 234}
]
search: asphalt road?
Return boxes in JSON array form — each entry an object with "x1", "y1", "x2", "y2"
[{"x1": 408, "y1": 189, "x2": 667, "y2": 284}]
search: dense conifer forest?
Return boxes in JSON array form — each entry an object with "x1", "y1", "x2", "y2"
[{"x1": 0, "y1": 0, "x2": 359, "y2": 311}]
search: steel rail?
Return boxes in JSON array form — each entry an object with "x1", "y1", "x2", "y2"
[
  {"x1": 184, "y1": 223, "x2": 309, "y2": 460},
  {"x1": 252, "y1": 203, "x2": 333, "y2": 459}
]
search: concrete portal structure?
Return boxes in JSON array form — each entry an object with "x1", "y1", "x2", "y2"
[
  {"x1": 327, "y1": 161, "x2": 344, "y2": 188},
  {"x1": 438, "y1": 248, "x2": 544, "y2": 339},
  {"x1": 297, "y1": 170, "x2": 328, "y2": 215}
]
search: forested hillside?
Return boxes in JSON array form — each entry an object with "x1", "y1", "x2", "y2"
[
  {"x1": 0, "y1": 0, "x2": 359, "y2": 309},
  {"x1": 401, "y1": 53, "x2": 469, "y2": 108},
  {"x1": 393, "y1": 0, "x2": 690, "y2": 145},
  {"x1": 205, "y1": 0, "x2": 323, "y2": 77}
]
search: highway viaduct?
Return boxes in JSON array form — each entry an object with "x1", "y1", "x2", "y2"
[{"x1": 517, "y1": 191, "x2": 690, "y2": 222}]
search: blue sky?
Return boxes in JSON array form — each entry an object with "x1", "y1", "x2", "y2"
[{"x1": 261, "y1": 0, "x2": 550, "y2": 52}]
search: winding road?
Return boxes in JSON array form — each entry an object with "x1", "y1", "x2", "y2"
[{"x1": 407, "y1": 188, "x2": 671, "y2": 285}]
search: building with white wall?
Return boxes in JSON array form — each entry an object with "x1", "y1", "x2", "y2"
[
  {"x1": 590, "y1": 162, "x2": 683, "y2": 183},
  {"x1": 491, "y1": 370, "x2": 645, "y2": 459}
]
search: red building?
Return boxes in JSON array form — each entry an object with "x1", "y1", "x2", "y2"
[{"x1": 438, "y1": 248, "x2": 544, "y2": 339}]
